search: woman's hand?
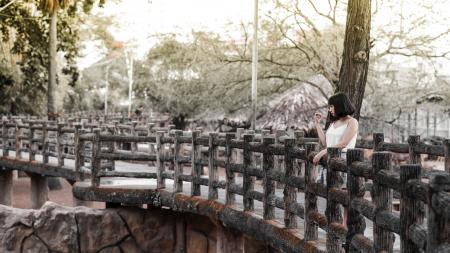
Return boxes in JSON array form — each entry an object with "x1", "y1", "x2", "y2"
[
  {"x1": 314, "y1": 112, "x2": 323, "y2": 125},
  {"x1": 313, "y1": 149, "x2": 327, "y2": 165},
  {"x1": 313, "y1": 153, "x2": 321, "y2": 165}
]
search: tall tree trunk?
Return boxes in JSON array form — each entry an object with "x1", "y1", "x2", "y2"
[
  {"x1": 336, "y1": 0, "x2": 372, "y2": 120},
  {"x1": 48, "y1": 11, "x2": 57, "y2": 120}
]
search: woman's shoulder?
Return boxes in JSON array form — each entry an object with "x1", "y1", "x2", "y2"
[{"x1": 347, "y1": 116, "x2": 358, "y2": 126}]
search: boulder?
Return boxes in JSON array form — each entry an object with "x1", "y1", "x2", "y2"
[
  {"x1": 22, "y1": 235, "x2": 48, "y2": 253},
  {"x1": 34, "y1": 202, "x2": 78, "y2": 253},
  {"x1": 75, "y1": 206, "x2": 129, "y2": 253},
  {"x1": 117, "y1": 207, "x2": 175, "y2": 253},
  {"x1": 119, "y1": 236, "x2": 143, "y2": 253},
  {"x1": 98, "y1": 246, "x2": 121, "y2": 253},
  {"x1": 1, "y1": 225, "x2": 33, "y2": 253}
]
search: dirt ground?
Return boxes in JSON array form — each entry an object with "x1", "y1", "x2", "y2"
[{"x1": 11, "y1": 176, "x2": 104, "y2": 209}]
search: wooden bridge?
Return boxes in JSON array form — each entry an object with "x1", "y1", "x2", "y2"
[{"x1": 0, "y1": 115, "x2": 449, "y2": 253}]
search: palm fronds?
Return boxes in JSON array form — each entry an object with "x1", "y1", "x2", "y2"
[{"x1": 40, "y1": 0, "x2": 70, "y2": 13}]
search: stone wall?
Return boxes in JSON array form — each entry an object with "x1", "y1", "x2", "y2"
[{"x1": 0, "y1": 202, "x2": 278, "y2": 253}]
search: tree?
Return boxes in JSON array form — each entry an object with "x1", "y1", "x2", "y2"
[
  {"x1": 335, "y1": 0, "x2": 372, "y2": 120},
  {"x1": 40, "y1": 0, "x2": 70, "y2": 119}
]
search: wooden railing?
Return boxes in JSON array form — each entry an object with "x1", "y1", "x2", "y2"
[{"x1": 0, "y1": 117, "x2": 449, "y2": 253}]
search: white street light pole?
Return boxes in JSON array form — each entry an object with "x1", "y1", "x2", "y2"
[
  {"x1": 125, "y1": 50, "x2": 134, "y2": 117},
  {"x1": 251, "y1": 0, "x2": 259, "y2": 130},
  {"x1": 104, "y1": 65, "x2": 110, "y2": 115}
]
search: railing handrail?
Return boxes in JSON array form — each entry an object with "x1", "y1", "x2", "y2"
[{"x1": 0, "y1": 117, "x2": 449, "y2": 253}]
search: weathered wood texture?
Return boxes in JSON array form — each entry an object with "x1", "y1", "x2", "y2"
[
  {"x1": 347, "y1": 149, "x2": 366, "y2": 253},
  {"x1": 371, "y1": 152, "x2": 394, "y2": 253},
  {"x1": 326, "y1": 147, "x2": 343, "y2": 252},
  {"x1": 400, "y1": 165, "x2": 424, "y2": 253},
  {"x1": 0, "y1": 117, "x2": 449, "y2": 253},
  {"x1": 263, "y1": 137, "x2": 275, "y2": 220}
]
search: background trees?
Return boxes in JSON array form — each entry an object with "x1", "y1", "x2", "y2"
[
  {"x1": 1, "y1": 0, "x2": 449, "y2": 135},
  {"x1": 0, "y1": 0, "x2": 103, "y2": 115}
]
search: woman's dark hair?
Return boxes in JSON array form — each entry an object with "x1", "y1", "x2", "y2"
[{"x1": 327, "y1": 92, "x2": 355, "y2": 123}]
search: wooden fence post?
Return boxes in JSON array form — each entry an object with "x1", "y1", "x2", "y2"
[
  {"x1": 275, "y1": 130, "x2": 285, "y2": 189},
  {"x1": 173, "y1": 130, "x2": 183, "y2": 193},
  {"x1": 148, "y1": 123, "x2": 155, "y2": 155},
  {"x1": 294, "y1": 131, "x2": 305, "y2": 178},
  {"x1": 326, "y1": 147, "x2": 343, "y2": 252},
  {"x1": 42, "y1": 122, "x2": 49, "y2": 164},
  {"x1": 263, "y1": 136, "x2": 275, "y2": 220},
  {"x1": 225, "y1": 133, "x2": 235, "y2": 205},
  {"x1": 444, "y1": 139, "x2": 449, "y2": 173},
  {"x1": 208, "y1": 132, "x2": 218, "y2": 200},
  {"x1": 373, "y1": 133, "x2": 384, "y2": 152},
  {"x1": 131, "y1": 121, "x2": 138, "y2": 152},
  {"x1": 29, "y1": 122, "x2": 35, "y2": 161},
  {"x1": 284, "y1": 137, "x2": 297, "y2": 228},
  {"x1": 372, "y1": 151, "x2": 394, "y2": 253},
  {"x1": 191, "y1": 131, "x2": 201, "y2": 196},
  {"x1": 400, "y1": 164, "x2": 423, "y2": 253},
  {"x1": 91, "y1": 128, "x2": 101, "y2": 187},
  {"x1": 234, "y1": 128, "x2": 244, "y2": 166},
  {"x1": 427, "y1": 173, "x2": 450, "y2": 253},
  {"x1": 156, "y1": 131, "x2": 165, "y2": 189},
  {"x1": 114, "y1": 121, "x2": 119, "y2": 152},
  {"x1": 346, "y1": 148, "x2": 366, "y2": 253},
  {"x1": 408, "y1": 135, "x2": 421, "y2": 165},
  {"x1": 107, "y1": 124, "x2": 115, "y2": 171},
  {"x1": 304, "y1": 142, "x2": 318, "y2": 241},
  {"x1": 74, "y1": 123, "x2": 84, "y2": 181},
  {"x1": 15, "y1": 122, "x2": 22, "y2": 159},
  {"x1": 2, "y1": 120, "x2": 9, "y2": 157},
  {"x1": 243, "y1": 134, "x2": 254, "y2": 211},
  {"x1": 57, "y1": 122, "x2": 65, "y2": 167}
]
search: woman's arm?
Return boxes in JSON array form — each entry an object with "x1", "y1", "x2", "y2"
[
  {"x1": 313, "y1": 148, "x2": 327, "y2": 165},
  {"x1": 334, "y1": 118, "x2": 358, "y2": 148},
  {"x1": 314, "y1": 113, "x2": 326, "y2": 146}
]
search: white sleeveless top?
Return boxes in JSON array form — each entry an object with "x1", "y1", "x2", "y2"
[{"x1": 326, "y1": 121, "x2": 357, "y2": 152}]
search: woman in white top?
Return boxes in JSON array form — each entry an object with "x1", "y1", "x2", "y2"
[
  {"x1": 313, "y1": 92, "x2": 358, "y2": 165},
  {"x1": 313, "y1": 92, "x2": 358, "y2": 228}
]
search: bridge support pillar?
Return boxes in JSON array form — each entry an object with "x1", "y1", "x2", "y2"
[
  {"x1": 217, "y1": 225, "x2": 244, "y2": 253},
  {"x1": 30, "y1": 173, "x2": 48, "y2": 209},
  {"x1": 0, "y1": 169, "x2": 13, "y2": 206}
]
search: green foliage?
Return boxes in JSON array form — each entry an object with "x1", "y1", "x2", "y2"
[{"x1": 0, "y1": 0, "x2": 103, "y2": 114}]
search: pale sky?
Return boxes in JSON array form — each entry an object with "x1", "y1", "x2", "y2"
[
  {"x1": 78, "y1": 0, "x2": 450, "y2": 71},
  {"x1": 78, "y1": 0, "x2": 255, "y2": 68}
]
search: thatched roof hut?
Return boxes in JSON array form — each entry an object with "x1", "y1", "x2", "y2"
[{"x1": 257, "y1": 75, "x2": 333, "y2": 131}]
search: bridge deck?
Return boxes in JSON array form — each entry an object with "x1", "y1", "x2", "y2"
[{"x1": 0, "y1": 149, "x2": 402, "y2": 252}]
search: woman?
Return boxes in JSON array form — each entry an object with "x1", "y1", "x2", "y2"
[
  {"x1": 313, "y1": 92, "x2": 358, "y2": 166},
  {"x1": 313, "y1": 92, "x2": 358, "y2": 227}
]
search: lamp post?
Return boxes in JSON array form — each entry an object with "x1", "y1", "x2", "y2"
[
  {"x1": 251, "y1": 0, "x2": 259, "y2": 130},
  {"x1": 125, "y1": 50, "x2": 134, "y2": 117},
  {"x1": 104, "y1": 65, "x2": 110, "y2": 114}
]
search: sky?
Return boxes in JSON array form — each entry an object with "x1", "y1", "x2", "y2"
[
  {"x1": 78, "y1": 0, "x2": 450, "y2": 72},
  {"x1": 78, "y1": 0, "x2": 256, "y2": 68}
]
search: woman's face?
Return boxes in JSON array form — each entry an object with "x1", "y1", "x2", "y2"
[{"x1": 328, "y1": 105, "x2": 336, "y2": 117}]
